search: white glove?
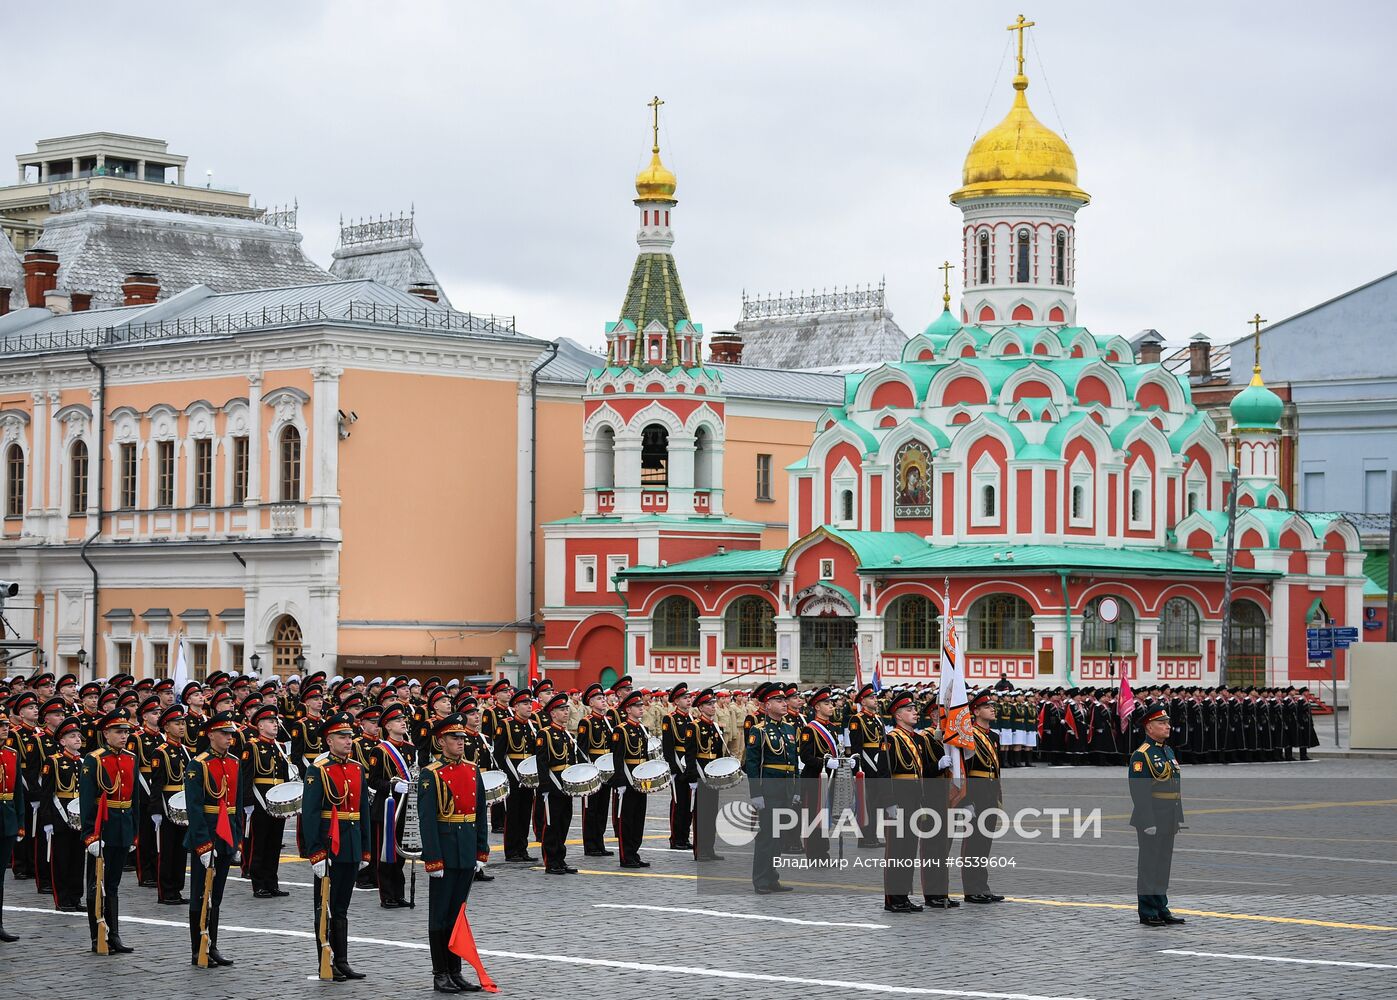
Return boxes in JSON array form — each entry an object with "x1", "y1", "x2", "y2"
[
  {"x1": 886, "y1": 805, "x2": 900, "y2": 819},
  {"x1": 311, "y1": 859, "x2": 328, "y2": 878},
  {"x1": 232, "y1": 850, "x2": 242, "y2": 864},
  {"x1": 87, "y1": 840, "x2": 102, "y2": 857},
  {"x1": 938, "y1": 754, "x2": 951, "y2": 769},
  {"x1": 151, "y1": 814, "x2": 162, "y2": 831},
  {"x1": 792, "y1": 794, "x2": 801, "y2": 805},
  {"x1": 428, "y1": 867, "x2": 444, "y2": 879},
  {"x1": 825, "y1": 758, "x2": 839, "y2": 771},
  {"x1": 43, "y1": 824, "x2": 53, "y2": 837},
  {"x1": 199, "y1": 850, "x2": 214, "y2": 868},
  {"x1": 1143, "y1": 826, "x2": 1157, "y2": 836},
  {"x1": 393, "y1": 779, "x2": 409, "y2": 795},
  {"x1": 475, "y1": 859, "x2": 487, "y2": 873},
  {"x1": 751, "y1": 796, "x2": 765, "y2": 809}
]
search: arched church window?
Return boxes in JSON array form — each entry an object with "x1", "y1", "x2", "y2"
[
  {"x1": 1130, "y1": 488, "x2": 1143, "y2": 523},
  {"x1": 1016, "y1": 229, "x2": 1031, "y2": 283},
  {"x1": 596, "y1": 426, "x2": 615, "y2": 489},
  {"x1": 653, "y1": 596, "x2": 699, "y2": 650},
  {"x1": 694, "y1": 426, "x2": 713, "y2": 490},
  {"x1": 982, "y1": 484, "x2": 997, "y2": 518},
  {"x1": 1071, "y1": 484, "x2": 1084, "y2": 520},
  {"x1": 968, "y1": 594, "x2": 1034, "y2": 652},
  {"x1": 883, "y1": 594, "x2": 941, "y2": 652},
  {"x1": 640, "y1": 424, "x2": 669, "y2": 486},
  {"x1": 1082, "y1": 595, "x2": 1137, "y2": 654},
  {"x1": 1056, "y1": 231, "x2": 1067, "y2": 285},
  {"x1": 840, "y1": 489, "x2": 854, "y2": 523},
  {"x1": 978, "y1": 231, "x2": 990, "y2": 285},
  {"x1": 724, "y1": 596, "x2": 775, "y2": 650}
]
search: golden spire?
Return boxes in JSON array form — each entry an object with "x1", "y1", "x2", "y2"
[
  {"x1": 939, "y1": 260, "x2": 955, "y2": 311},
  {"x1": 1248, "y1": 312, "x2": 1268, "y2": 385},
  {"x1": 1008, "y1": 14, "x2": 1036, "y2": 82},
  {"x1": 635, "y1": 95, "x2": 677, "y2": 201}
]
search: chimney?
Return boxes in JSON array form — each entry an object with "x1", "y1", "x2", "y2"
[
  {"x1": 1188, "y1": 333, "x2": 1211, "y2": 380},
  {"x1": 44, "y1": 290, "x2": 71, "y2": 314},
  {"x1": 1137, "y1": 333, "x2": 1163, "y2": 364},
  {"x1": 71, "y1": 292, "x2": 92, "y2": 312},
  {"x1": 407, "y1": 282, "x2": 439, "y2": 304},
  {"x1": 122, "y1": 272, "x2": 160, "y2": 306},
  {"x1": 23, "y1": 249, "x2": 60, "y2": 307},
  {"x1": 0, "y1": 288, "x2": 10, "y2": 317},
  {"x1": 708, "y1": 330, "x2": 744, "y2": 364}
]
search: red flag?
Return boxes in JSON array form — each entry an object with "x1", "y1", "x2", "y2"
[
  {"x1": 215, "y1": 797, "x2": 235, "y2": 847},
  {"x1": 528, "y1": 645, "x2": 540, "y2": 687},
  {"x1": 1119, "y1": 672, "x2": 1136, "y2": 735},
  {"x1": 329, "y1": 803, "x2": 340, "y2": 857},
  {"x1": 1064, "y1": 704, "x2": 1080, "y2": 741},
  {"x1": 449, "y1": 903, "x2": 498, "y2": 993}
]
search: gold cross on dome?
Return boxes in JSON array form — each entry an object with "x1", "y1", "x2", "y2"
[
  {"x1": 648, "y1": 95, "x2": 665, "y2": 153},
  {"x1": 1008, "y1": 14, "x2": 1036, "y2": 75},
  {"x1": 939, "y1": 260, "x2": 955, "y2": 309},
  {"x1": 1249, "y1": 312, "x2": 1268, "y2": 372}
]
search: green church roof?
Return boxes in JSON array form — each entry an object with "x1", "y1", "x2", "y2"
[
  {"x1": 1230, "y1": 372, "x2": 1283, "y2": 430},
  {"x1": 619, "y1": 252, "x2": 690, "y2": 366}
]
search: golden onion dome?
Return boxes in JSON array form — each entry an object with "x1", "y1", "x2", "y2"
[
  {"x1": 950, "y1": 73, "x2": 1088, "y2": 205},
  {"x1": 635, "y1": 148, "x2": 677, "y2": 202}
]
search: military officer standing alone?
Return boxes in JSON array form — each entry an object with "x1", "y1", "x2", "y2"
[
  {"x1": 302, "y1": 713, "x2": 370, "y2": 982},
  {"x1": 743, "y1": 685, "x2": 797, "y2": 894},
  {"x1": 185, "y1": 711, "x2": 243, "y2": 968},
  {"x1": 1130, "y1": 706, "x2": 1186, "y2": 926},
  {"x1": 420, "y1": 713, "x2": 490, "y2": 993}
]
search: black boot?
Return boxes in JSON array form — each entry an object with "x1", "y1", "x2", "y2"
[
  {"x1": 106, "y1": 898, "x2": 133, "y2": 954},
  {"x1": 331, "y1": 916, "x2": 366, "y2": 980},
  {"x1": 190, "y1": 922, "x2": 204, "y2": 966},
  {"x1": 431, "y1": 931, "x2": 460, "y2": 993},
  {"x1": 0, "y1": 883, "x2": 15, "y2": 942},
  {"x1": 207, "y1": 912, "x2": 233, "y2": 967}
]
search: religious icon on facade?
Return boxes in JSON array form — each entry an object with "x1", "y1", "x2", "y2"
[{"x1": 894, "y1": 441, "x2": 933, "y2": 518}]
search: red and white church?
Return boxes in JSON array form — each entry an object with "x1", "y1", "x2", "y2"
[{"x1": 539, "y1": 55, "x2": 1367, "y2": 694}]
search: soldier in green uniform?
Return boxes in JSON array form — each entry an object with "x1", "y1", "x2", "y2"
[
  {"x1": 0, "y1": 707, "x2": 26, "y2": 942},
  {"x1": 302, "y1": 712, "x2": 370, "y2": 981},
  {"x1": 1130, "y1": 705, "x2": 1185, "y2": 926},
  {"x1": 184, "y1": 711, "x2": 243, "y2": 967},
  {"x1": 420, "y1": 713, "x2": 489, "y2": 993},
  {"x1": 743, "y1": 685, "x2": 797, "y2": 894},
  {"x1": 80, "y1": 711, "x2": 139, "y2": 954}
]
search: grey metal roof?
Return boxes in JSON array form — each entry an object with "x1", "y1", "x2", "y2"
[
  {"x1": 536, "y1": 337, "x2": 605, "y2": 382},
  {"x1": 329, "y1": 236, "x2": 454, "y2": 309},
  {"x1": 33, "y1": 203, "x2": 331, "y2": 309},
  {"x1": 0, "y1": 230, "x2": 23, "y2": 301},
  {"x1": 733, "y1": 305, "x2": 909, "y2": 369}
]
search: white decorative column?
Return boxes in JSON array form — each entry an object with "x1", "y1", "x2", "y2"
[
  {"x1": 245, "y1": 372, "x2": 263, "y2": 507},
  {"x1": 707, "y1": 439, "x2": 726, "y2": 516},
  {"x1": 85, "y1": 388, "x2": 100, "y2": 533},
  {"x1": 46, "y1": 390, "x2": 62, "y2": 519},
  {"x1": 29, "y1": 390, "x2": 47, "y2": 520},
  {"x1": 667, "y1": 432, "x2": 695, "y2": 515},
  {"x1": 309, "y1": 365, "x2": 343, "y2": 538},
  {"x1": 613, "y1": 440, "x2": 642, "y2": 515}
]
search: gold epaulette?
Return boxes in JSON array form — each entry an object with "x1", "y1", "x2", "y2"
[
  {"x1": 1136, "y1": 742, "x2": 1151, "y2": 754},
  {"x1": 423, "y1": 760, "x2": 442, "y2": 773}
]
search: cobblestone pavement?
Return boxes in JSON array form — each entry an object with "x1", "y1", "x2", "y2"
[{"x1": 5, "y1": 757, "x2": 1395, "y2": 1000}]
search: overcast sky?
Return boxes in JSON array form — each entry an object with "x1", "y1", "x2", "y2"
[{"x1": 6, "y1": 1, "x2": 1392, "y2": 353}]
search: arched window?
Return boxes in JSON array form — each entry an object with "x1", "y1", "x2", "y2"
[
  {"x1": 279, "y1": 425, "x2": 302, "y2": 502},
  {"x1": 978, "y1": 231, "x2": 990, "y2": 284},
  {"x1": 5, "y1": 443, "x2": 23, "y2": 517},
  {"x1": 640, "y1": 423, "x2": 669, "y2": 487},
  {"x1": 694, "y1": 426, "x2": 713, "y2": 490},
  {"x1": 840, "y1": 489, "x2": 854, "y2": 523},
  {"x1": 70, "y1": 439, "x2": 89, "y2": 514},
  {"x1": 982, "y1": 484, "x2": 997, "y2": 518},
  {"x1": 1159, "y1": 598, "x2": 1201, "y2": 655},
  {"x1": 271, "y1": 614, "x2": 303, "y2": 678},
  {"x1": 1227, "y1": 599, "x2": 1267, "y2": 687},
  {"x1": 883, "y1": 594, "x2": 940, "y2": 652},
  {"x1": 1071, "y1": 484, "x2": 1084, "y2": 520},
  {"x1": 1186, "y1": 491, "x2": 1199, "y2": 515},
  {"x1": 968, "y1": 594, "x2": 1035, "y2": 652},
  {"x1": 1130, "y1": 488, "x2": 1143, "y2": 523},
  {"x1": 653, "y1": 595, "x2": 699, "y2": 650},
  {"x1": 595, "y1": 426, "x2": 615, "y2": 490},
  {"x1": 1082, "y1": 595, "x2": 1137, "y2": 654},
  {"x1": 1055, "y1": 231, "x2": 1067, "y2": 285},
  {"x1": 1016, "y1": 229, "x2": 1031, "y2": 283},
  {"x1": 724, "y1": 596, "x2": 775, "y2": 650}
]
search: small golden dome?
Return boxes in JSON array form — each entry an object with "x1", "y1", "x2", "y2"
[
  {"x1": 635, "y1": 148, "x2": 677, "y2": 202},
  {"x1": 951, "y1": 74, "x2": 1088, "y2": 204}
]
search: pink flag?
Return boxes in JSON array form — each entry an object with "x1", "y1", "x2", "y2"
[{"x1": 1119, "y1": 672, "x2": 1135, "y2": 735}]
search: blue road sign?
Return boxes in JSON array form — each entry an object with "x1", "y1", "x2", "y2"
[
  {"x1": 1333, "y1": 627, "x2": 1359, "y2": 641},
  {"x1": 1307, "y1": 650, "x2": 1334, "y2": 661}
]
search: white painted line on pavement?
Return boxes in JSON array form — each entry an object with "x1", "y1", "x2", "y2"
[
  {"x1": 1161, "y1": 949, "x2": 1397, "y2": 971},
  {"x1": 7, "y1": 905, "x2": 1096, "y2": 999},
  {"x1": 595, "y1": 902, "x2": 888, "y2": 929}
]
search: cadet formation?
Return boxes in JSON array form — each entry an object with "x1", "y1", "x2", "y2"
[{"x1": 0, "y1": 667, "x2": 1327, "y2": 983}]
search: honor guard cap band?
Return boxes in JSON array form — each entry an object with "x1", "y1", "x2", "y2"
[
  {"x1": 379, "y1": 704, "x2": 410, "y2": 726},
  {"x1": 318, "y1": 713, "x2": 355, "y2": 739},
  {"x1": 618, "y1": 689, "x2": 643, "y2": 712},
  {"x1": 205, "y1": 711, "x2": 241, "y2": 734},
  {"x1": 856, "y1": 683, "x2": 877, "y2": 702},
  {"x1": 761, "y1": 686, "x2": 787, "y2": 704},
  {"x1": 889, "y1": 691, "x2": 915, "y2": 714},
  {"x1": 40, "y1": 697, "x2": 66, "y2": 717},
  {"x1": 358, "y1": 705, "x2": 382, "y2": 723},
  {"x1": 969, "y1": 690, "x2": 995, "y2": 711},
  {"x1": 1143, "y1": 706, "x2": 1170, "y2": 724},
  {"x1": 543, "y1": 692, "x2": 569, "y2": 715},
  {"x1": 488, "y1": 677, "x2": 511, "y2": 695},
  {"x1": 807, "y1": 686, "x2": 832, "y2": 708},
  {"x1": 432, "y1": 713, "x2": 468, "y2": 738},
  {"x1": 99, "y1": 710, "x2": 133, "y2": 731},
  {"x1": 55, "y1": 716, "x2": 80, "y2": 738},
  {"x1": 10, "y1": 692, "x2": 37, "y2": 711},
  {"x1": 457, "y1": 697, "x2": 479, "y2": 714},
  {"x1": 139, "y1": 696, "x2": 161, "y2": 717},
  {"x1": 30, "y1": 672, "x2": 54, "y2": 686},
  {"x1": 160, "y1": 705, "x2": 187, "y2": 728},
  {"x1": 582, "y1": 683, "x2": 604, "y2": 704},
  {"x1": 668, "y1": 682, "x2": 689, "y2": 703},
  {"x1": 693, "y1": 688, "x2": 716, "y2": 707},
  {"x1": 509, "y1": 689, "x2": 533, "y2": 707},
  {"x1": 610, "y1": 674, "x2": 633, "y2": 693},
  {"x1": 56, "y1": 673, "x2": 77, "y2": 689}
]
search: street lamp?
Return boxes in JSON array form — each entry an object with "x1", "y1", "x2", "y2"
[
  {"x1": 76, "y1": 648, "x2": 87, "y2": 667},
  {"x1": 294, "y1": 653, "x2": 306, "y2": 673},
  {"x1": 250, "y1": 652, "x2": 261, "y2": 675}
]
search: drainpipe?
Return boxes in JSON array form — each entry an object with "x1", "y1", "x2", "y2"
[
  {"x1": 1057, "y1": 569, "x2": 1073, "y2": 687},
  {"x1": 528, "y1": 341, "x2": 561, "y2": 657},
  {"x1": 79, "y1": 348, "x2": 107, "y2": 679},
  {"x1": 616, "y1": 575, "x2": 630, "y2": 674}
]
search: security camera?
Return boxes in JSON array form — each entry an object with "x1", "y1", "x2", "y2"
[{"x1": 0, "y1": 581, "x2": 18, "y2": 597}]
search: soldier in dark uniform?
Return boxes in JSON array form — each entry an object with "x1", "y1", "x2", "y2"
[
  {"x1": 743, "y1": 685, "x2": 797, "y2": 894},
  {"x1": 604, "y1": 675, "x2": 634, "y2": 730},
  {"x1": 130, "y1": 696, "x2": 163, "y2": 888},
  {"x1": 241, "y1": 704, "x2": 290, "y2": 899},
  {"x1": 847, "y1": 682, "x2": 886, "y2": 848},
  {"x1": 916, "y1": 701, "x2": 957, "y2": 908},
  {"x1": 150, "y1": 706, "x2": 191, "y2": 905},
  {"x1": 796, "y1": 686, "x2": 841, "y2": 863},
  {"x1": 182, "y1": 683, "x2": 208, "y2": 752},
  {"x1": 290, "y1": 682, "x2": 328, "y2": 776},
  {"x1": 302, "y1": 712, "x2": 370, "y2": 982},
  {"x1": 7, "y1": 692, "x2": 41, "y2": 885},
  {"x1": 1087, "y1": 688, "x2": 1116, "y2": 766},
  {"x1": 419, "y1": 713, "x2": 490, "y2": 993},
  {"x1": 535, "y1": 691, "x2": 581, "y2": 875},
  {"x1": 0, "y1": 707, "x2": 26, "y2": 942},
  {"x1": 688, "y1": 688, "x2": 726, "y2": 862},
  {"x1": 1129, "y1": 705, "x2": 1185, "y2": 925},
  {"x1": 77, "y1": 682, "x2": 104, "y2": 753},
  {"x1": 351, "y1": 706, "x2": 382, "y2": 891},
  {"x1": 883, "y1": 691, "x2": 924, "y2": 913},
  {"x1": 184, "y1": 711, "x2": 243, "y2": 967},
  {"x1": 610, "y1": 689, "x2": 651, "y2": 868},
  {"x1": 576, "y1": 683, "x2": 614, "y2": 858},
  {"x1": 660, "y1": 682, "x2": 696, "y2": 851},
  {"x1": 39, "y1": 716, "x2": 85, "y2": 912},
  {"x1": 34, "y1": 697, "x2": 65, "y2": 896},
  {"x1": 370, "y1": 703, "x2": 416, "y2": 905},
  {"x1": 80, "y1": 711, "x2": 139, "y2": 954},
  {"x1": 493, "y1": 689, "x2": 536, "y2": 863},
  {"x1": 961, "y1": 690, "x2": 1005, "y2": 904},
  {"x1": 480, "y1": 678, "x2": 512, "y2": 834}
]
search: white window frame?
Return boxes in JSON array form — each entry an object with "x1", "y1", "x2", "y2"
[
  {"x1": 575, "y1": 554, "x2": 598, "y2": 593},
  {"x1": 1185, "y1": 463, "x2": 1207, "y2": 516},
  {"x1": 831, "y1": 458, "x2": 857, "y2": 529},
  {"x1": 1128, "y1": 458, "x2": 1152, "y2": 529},
  {"x1": 819, "y1": 558, "x2": 835, "y2": 581},
  {"x1": 971, "y1": 452, "x2": 1000, "y2": 527},
  {"x1": 606, "y1": 554, "x2": 629, "y2": 593},
  {"x1": 1069, "y1": 453, "x2": 1093, "y2": 528}
]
